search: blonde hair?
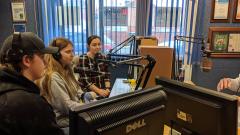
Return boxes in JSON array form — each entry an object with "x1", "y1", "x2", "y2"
[{"x1": 36, "y1": 38, "x2": 80, "y2": 103}]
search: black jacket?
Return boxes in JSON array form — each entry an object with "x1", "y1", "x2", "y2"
[{"x1": 0, "y1": 69, "x2": 64, "y2": 135}]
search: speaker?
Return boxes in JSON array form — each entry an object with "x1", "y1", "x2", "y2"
[
  {"x1": 4, "y1": 32, "x2": 24, "y2": 63},
  {"x1": 52, "y1": 39, "x2": 61, "y2": 61}
]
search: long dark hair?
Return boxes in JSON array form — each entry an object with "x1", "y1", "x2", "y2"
[{"x1": 87, "y1": 35, "x2": 101, "y2": 46}]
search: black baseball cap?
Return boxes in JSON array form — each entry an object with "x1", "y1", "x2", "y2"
[{"x1": 1, "y1": 32, "x2": 58, "y2": 55}]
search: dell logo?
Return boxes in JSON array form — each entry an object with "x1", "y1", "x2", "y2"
[{"x1": 126, "y1": 119, "x2": 146, "y2": 133}]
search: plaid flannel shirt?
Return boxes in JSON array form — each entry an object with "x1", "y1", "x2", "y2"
[{"x1": 77, "y1": 54, "x2": 110, "y2": 91}]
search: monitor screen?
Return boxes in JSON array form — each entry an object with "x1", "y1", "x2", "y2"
[
  {"x1": 69, "y1": 86, "x2": 167, "y2": 135},
  {"x1": 156, "y1": 77, "x2": 238, "y2": 135}
]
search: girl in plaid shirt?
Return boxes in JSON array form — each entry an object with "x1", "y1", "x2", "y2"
[{"x1": 77, "y1": 35, "x2": 111, "y2": 97}]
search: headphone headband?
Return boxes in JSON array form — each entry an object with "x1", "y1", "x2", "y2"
[
  {"x1": 12, "y1": 32, "x2": 21, "y2": 50},
  {"x1": 2, "y1": 32, "x2": 25, "y2": 63}
]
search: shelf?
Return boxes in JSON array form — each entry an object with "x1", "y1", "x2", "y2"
[{"x1": 207, "y1": 52, "x2": 240, "y2": 58}]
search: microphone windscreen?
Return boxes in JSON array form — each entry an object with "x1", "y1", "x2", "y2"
[
  {"x1": 200, "y1": 57, "x2": 212, "y2": 72},
  {"x1": 95, "y1": 52, "x2": 102, "y2": 59},
  {"x1": 73, "y1": 67, "x2": 83, "y2": 73}
]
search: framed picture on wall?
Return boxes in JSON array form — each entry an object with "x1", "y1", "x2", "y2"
[
  {"x1": 208, "y1": 27, "x2": 240, "y2": 57},
  {"x1": 212, "y1": 32, "x2": 228, "y2": 52},
  {"x1": 210, "y1": 0, "x2": 230, "y2": 23},
  {"x1": 233, "y1": 0, "x2": 240, "y2": 22},
  {"x1": 228, "y1": 34, "x2": 240, "y2": 52},
  {"x1": 13, "y1": 24, "x2": 26, "y2": 32},
  {"x1": 11, "y1": 2, "x2": 26, "y2": 22}
]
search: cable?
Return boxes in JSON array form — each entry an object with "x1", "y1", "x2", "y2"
[
  {"x1": 235, "y1": 83, "x2": 240, "y2": 95},
  {"x1": 170, "y1": 120, "x2": 174, "y2": 135}
]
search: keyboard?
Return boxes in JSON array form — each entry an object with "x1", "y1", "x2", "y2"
[{"x1": 109, "y1": 78, "x2": 134, "y2": 97}]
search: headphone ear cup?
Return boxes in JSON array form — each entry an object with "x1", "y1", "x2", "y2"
[
  {"x1": 52, "y1": 51, "x2": 61, "y2": 61},
  {"x1": 51, "y1": 40, "x2": 61, "y2": 61},
  {"x1": 5, "y1": 48, "x2": 23, "y2": 63}
]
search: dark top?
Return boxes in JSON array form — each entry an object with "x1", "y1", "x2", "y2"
[
  {"x1": 77, "y1": 53, "x2": 110, "y2": 91},
  {"x1": 0, "y1": 69, "x2": 64, "y2": 135}
]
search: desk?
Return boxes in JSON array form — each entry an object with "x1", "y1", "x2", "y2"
[
  {"x1": 163, "y1": 125, "x2": 240, "y2": 135},
  {"x1": 109, "y1": 78, "x2": 134, "y2": 97}
]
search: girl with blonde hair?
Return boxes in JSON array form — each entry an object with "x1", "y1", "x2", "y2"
[{"x1": 37, "y1": 37, "x2": 96, "y2": 128}]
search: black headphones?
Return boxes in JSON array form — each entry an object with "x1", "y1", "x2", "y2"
[
  {"x1": 4, "y1": 32, "x2": 24, "y2": 63},
  {"x1": 52, "y1": 39, "x2": 61, "y2": 61}
]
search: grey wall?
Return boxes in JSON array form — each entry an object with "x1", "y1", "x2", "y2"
[
  {"x1": 0, "y1": 0, "x2": 36, "y2": 48},
  {"x1": 192, "y1": 0, "x2": 240, "y2": 91},
  {"x1": 0, "y1": 0, "x2": 13, "y2": 48}
]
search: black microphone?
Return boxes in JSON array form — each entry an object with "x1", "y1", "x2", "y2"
[
  {"x1": 200, "y1": 44, "x2": 213, "y2": 72},
  {"x1": 73, "y1": 67, "x2": 110, "y2": 75},
  {"x1": 200, "y1": 56, "x2": 212, "y2": 72},
  {"x1": 94, "y1": 52, "x2": 103, "y2": 64},
  {"x1": 94, "y1": 52, "x2": 102, "y2": 60},
  {"x1": 94, "y1": 52, "x2": 117, "y2": 67}
]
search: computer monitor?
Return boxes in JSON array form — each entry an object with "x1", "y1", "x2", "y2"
[
  {"x1": 69, "y1": 86, "x2": 167, "y2": 135},
  {"x1": 156, "y1": 77, "x2": 238, "y2": 135}
]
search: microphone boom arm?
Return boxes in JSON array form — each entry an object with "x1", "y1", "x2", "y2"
[
  {"x1": 134, "y1": 55, "x2": 156, "y2": 90},
  {"x1": 106, "y1": 54, "x2": 156, "y2": 90},
  {"x1": 108, "y1": 35, "x2": 135, "y2": 54}
]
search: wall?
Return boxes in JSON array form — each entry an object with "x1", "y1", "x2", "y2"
[
  {"x1": 192, "y1": 0, "x2": 240, "y2": 91},
  {"x1": 0, "y1": 0, "x2": 13, "y2": 48},
  {"x1": 0, "y1": 0, "x2": 36, "y2": 48}
]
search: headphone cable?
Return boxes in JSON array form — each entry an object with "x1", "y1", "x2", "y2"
[{"x1": 235, "y1": 83, "x2": 240, "y2": 95}]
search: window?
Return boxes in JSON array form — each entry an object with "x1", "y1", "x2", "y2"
[
  {"x1": 152, "y1": 0, "x2": 183, "y2": 47},
  {"x1": 40, "y1": 0, "x2": 136, "y2": 54},
  {"x1": 95, "y1": 0, "x2": 136, "y2": 54},
  {"x1": 61, "y1": 0, "x2": 88, "y2": 55},
  {"x1": 39, "y1": 0, "x2": 194, "y2": 57},
  {"x1": 40, "y1": 0, "x2": 88, "y2": 55}
]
